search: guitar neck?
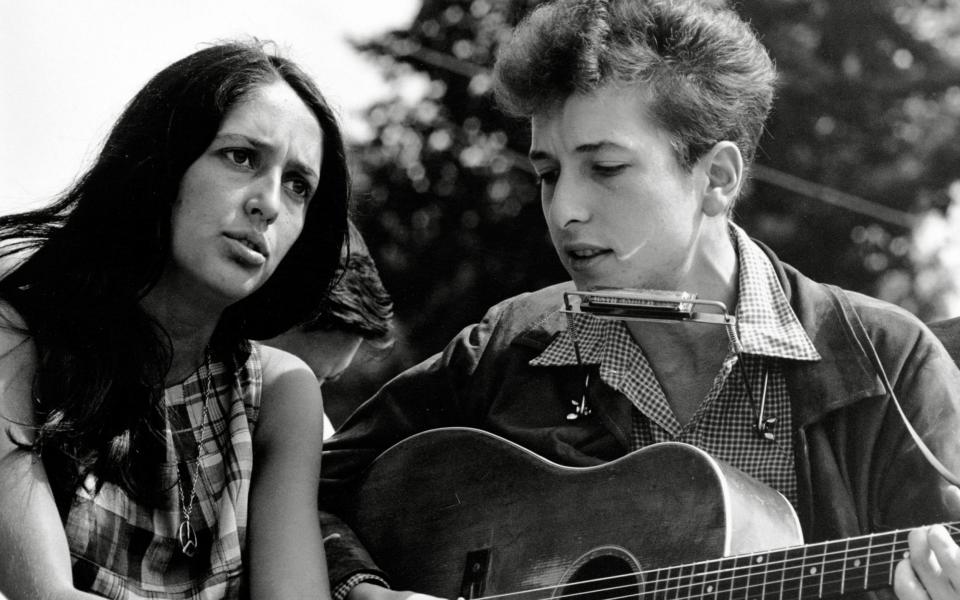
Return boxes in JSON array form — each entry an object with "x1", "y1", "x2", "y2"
[{"x1": 640, "y1": 523, "x2": 960, "y2": 600}]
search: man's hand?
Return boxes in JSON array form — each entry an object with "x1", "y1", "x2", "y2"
[
  {"x1": 347, "y1": 582, "x2": 446, "y2": 600},
  {"x1": 894, "y1": 486, "x2": 960, "y2": 599}
]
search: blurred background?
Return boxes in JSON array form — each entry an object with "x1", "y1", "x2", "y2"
[
  {"x1": 333, "y1": 0, "x2": 960, "y2": 424},
  {"x1": 4, "y1": 0, "x2": 960, "y2": 426}
]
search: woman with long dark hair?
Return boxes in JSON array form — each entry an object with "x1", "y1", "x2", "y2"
[{"x1": 0, "y1": 40, "x2": 348, "y2": 599}]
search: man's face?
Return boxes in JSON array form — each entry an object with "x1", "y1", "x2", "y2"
[{"x1": 529, "y1": 84, "x2": 710, "y2": 292}]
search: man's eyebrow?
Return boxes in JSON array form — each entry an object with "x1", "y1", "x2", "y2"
[
  {"x1": 529, "y1": 141, "x2": 628, "y2": 162},
  {"x1": 574, "y1": 141, "x2": 626, "y2": 153},
  {"x1": 214, "y1": 132, "x2": 319, "y2": 180}
]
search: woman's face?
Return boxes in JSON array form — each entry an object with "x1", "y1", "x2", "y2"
[{"x1": 161, "y1": 79, "x2": 323, "y2": 309}]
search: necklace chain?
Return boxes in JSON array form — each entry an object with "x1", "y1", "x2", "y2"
[{"x1": 175, "y1": 349, "x2": 213, "y2": 558}]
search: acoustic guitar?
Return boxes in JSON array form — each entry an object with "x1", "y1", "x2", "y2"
[{"x1": 340, "y1": 427, "x2": 958, "y2": 600}]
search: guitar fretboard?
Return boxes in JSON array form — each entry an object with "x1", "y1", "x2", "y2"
[{"x1": 633, "y1": 524, "x2": 960, "y2": 600}]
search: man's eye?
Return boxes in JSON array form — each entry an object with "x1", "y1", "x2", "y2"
[{"x1": 593, "y1": 164, "x2": 627, "y2": 177}]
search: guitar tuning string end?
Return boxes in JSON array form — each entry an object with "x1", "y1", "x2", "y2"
[
  {"x1": 756, "y1": 416, "x2": 778, "y2": 441},
  {"x1": 738, "y1": 358, "x2": 776, "y2": 442},
  {"x1": 563, "y1": 309, "x2": 593, "y2": 421},
  {"x1": 566, "y1": 372, "x2": 592, "y2": 420}
]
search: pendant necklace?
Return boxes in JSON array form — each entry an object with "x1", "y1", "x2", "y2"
[{"x1": 175, "y1": 349, "x2": 213, "y2": 558}]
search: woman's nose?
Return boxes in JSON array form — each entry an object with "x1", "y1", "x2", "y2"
[{"x1": 244, "y1": 175, "x2": 281, "y2": 226}]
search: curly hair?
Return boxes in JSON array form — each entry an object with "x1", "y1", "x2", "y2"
[
  {"x1": 493, "y1": 0, "x2": 776, "y2": 172},
  {"x1": 295, "y1": 222, "x2": 394, "y2": 348}
]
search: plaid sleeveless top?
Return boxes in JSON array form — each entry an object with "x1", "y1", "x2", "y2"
[{"x1": 64, "y1": 343, "x2": 262, "y2": 599}]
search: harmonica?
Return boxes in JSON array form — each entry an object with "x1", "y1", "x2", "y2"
[{"x1": 562, "y1": 288, "x2": 735, "y2": 327}]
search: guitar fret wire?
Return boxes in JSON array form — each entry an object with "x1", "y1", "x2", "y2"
[
  {"x1": 839, "y1": 538, "x2": 849, "y2": 597},
  {"x1": 469, "y1": 525, "x2": 960, "y2": 600}
]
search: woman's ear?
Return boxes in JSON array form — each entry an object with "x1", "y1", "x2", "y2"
[{"x1": 700, "y1": 141, "x2": 744, "y2": 217}]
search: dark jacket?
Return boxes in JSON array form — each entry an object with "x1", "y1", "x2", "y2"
[
  {"x1": 928, "y1": 317, "x2": 960, "y2": 370},
  {"x1": 319, "y1": 245, "x2": 960, "y2": 597}
]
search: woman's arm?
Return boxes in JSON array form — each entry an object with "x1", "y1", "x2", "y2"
[
  {"x1": 0, "y1": 311, "x2": 103, "y2": 600},
  {"x1": 250, "y1": 345, "x2": 329, "y2": 600}
]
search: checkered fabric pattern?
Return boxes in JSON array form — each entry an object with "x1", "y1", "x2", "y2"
[
  {"x1": 531, "y1": 225, "x2": 820, "y2": 507},
  {"x1": 333, "y1": 573, "x2": 391, "y2": 600},
  {"x1": 64, "y1": 343, "x2": 262, "y2": 599}
]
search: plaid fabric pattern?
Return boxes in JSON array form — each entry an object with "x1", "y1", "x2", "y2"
[
  {"x1": 332, "y1": 573, "x2": 391, "y2": 600},
  {"x1": 65, "y1": 344, "x2": 262, "y2": 599},
  {"x1": 531, "y1": 225, "x2": 820, "y2": 507}
]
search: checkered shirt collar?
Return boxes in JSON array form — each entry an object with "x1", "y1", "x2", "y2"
[
  {"x1": 730, "y1": 224, "x2": 820, "y2": 360},
  {"x1": 530, "y1": 224, "x2": 821, "y2": 368}
]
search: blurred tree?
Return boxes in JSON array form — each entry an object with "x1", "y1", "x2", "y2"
[
  {"x1": 734, "y1": 0, "x2": 960, "y2": 317},
  {"x1": 346, "y1": 0, "x2": 556, "y2": 367},
  {"x1": 326, "y1": 0, "x2": 960, "y2": 418}
]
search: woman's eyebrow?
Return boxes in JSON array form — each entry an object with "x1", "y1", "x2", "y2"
[{"x1": 213, "y1": 133, "x2": 319, "y2": 180}]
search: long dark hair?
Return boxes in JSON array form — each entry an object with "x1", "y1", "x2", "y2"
[{"x1": 0, "y1": 40, "x2": 350, "y2": 507}]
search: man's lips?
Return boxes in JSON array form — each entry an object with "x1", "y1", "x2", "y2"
[
  {"x1": 563, "y1": 241, "x2": 612, "y2": 259},
  {"x1": 563, "y1": 245, "x2": 613, "y2": 271},
  {"x1": 567, "y1": 247, "x2": 609, "y2": 259}
]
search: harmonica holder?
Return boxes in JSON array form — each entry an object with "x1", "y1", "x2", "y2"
[
  {"x1": 561, "y1": 289, "x2": 742, "y2": 353},
  {"x1": 559, "y1": 289, "x2": 756, "y2": 429}
]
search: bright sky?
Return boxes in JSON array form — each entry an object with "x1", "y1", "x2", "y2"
[{"x1": 0, "y1": 0, "x2": 419, "y2": 214}]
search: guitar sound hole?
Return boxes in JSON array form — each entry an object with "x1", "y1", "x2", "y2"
[{"x1": 561, "y1": 555, "x2": 642, "y2": 600}]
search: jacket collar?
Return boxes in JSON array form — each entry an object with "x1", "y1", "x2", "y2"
[
  {"x1": 755, "y1": 241, "x2": 885, "y2": 426},
  {"x1": 510, "y1": 244, "x2": 885, "y2": 428},
  {"x1": 511, "y1": 283, "x2": 574, "y2": 353}
]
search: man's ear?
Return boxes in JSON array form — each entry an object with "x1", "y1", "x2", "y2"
[{"x1": 699, "y1": 141, "x2": 744, "y2": 217}]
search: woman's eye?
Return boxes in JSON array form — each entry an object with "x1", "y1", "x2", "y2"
[
  {"x1": 223, "y1": 148, "x2": 255, "y2": 168},
  {"x1": 284, "y1": 176, "x2": 313, "y2": 201}
]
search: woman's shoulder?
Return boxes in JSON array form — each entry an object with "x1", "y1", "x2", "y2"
[
  {"x1": 0, "y1": 299, "x2": 34, "y2": 365},
  {"x1": 255, "y1": 344, "x2": 322, "y2": 411},
  {"x1": 0, "y1": 296, "x2": 29, "y2": 334},
  {"x1": 256, "y1": 343, "x2": 316, "y2": 386},
  {"x1": 250, "y1": 344, "x2": 324, "y2": 447},
  {"x1": 0, "y1": 298, "x2": 38, "y2": 439}
]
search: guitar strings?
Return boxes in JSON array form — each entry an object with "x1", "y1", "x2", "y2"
[
  {"x1": 466, "y1": 524, "x2": 960, "y2": 600},
  {"x1": 470, "y1": 548, "x2": 902, "y2": 600},
  {"x1": 469, "y1": 549, "x2": 896, "y2": 600}
]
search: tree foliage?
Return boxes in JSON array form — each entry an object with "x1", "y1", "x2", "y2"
[{"x1": 326, "y1": 0, "x2": 960, "y2": 420}]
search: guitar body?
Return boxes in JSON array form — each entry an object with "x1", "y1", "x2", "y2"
[{"x1": 342, "y1": 428, "x2": 803, "y2": 599}]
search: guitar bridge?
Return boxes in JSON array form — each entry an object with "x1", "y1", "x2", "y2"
[{"x1": 458, "y1": 548, "x2": 491, "y2": 600}]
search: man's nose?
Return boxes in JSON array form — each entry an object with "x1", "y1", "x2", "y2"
[{"x1": 547, "y1": 175, "x2": 590, "y2": 228}]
